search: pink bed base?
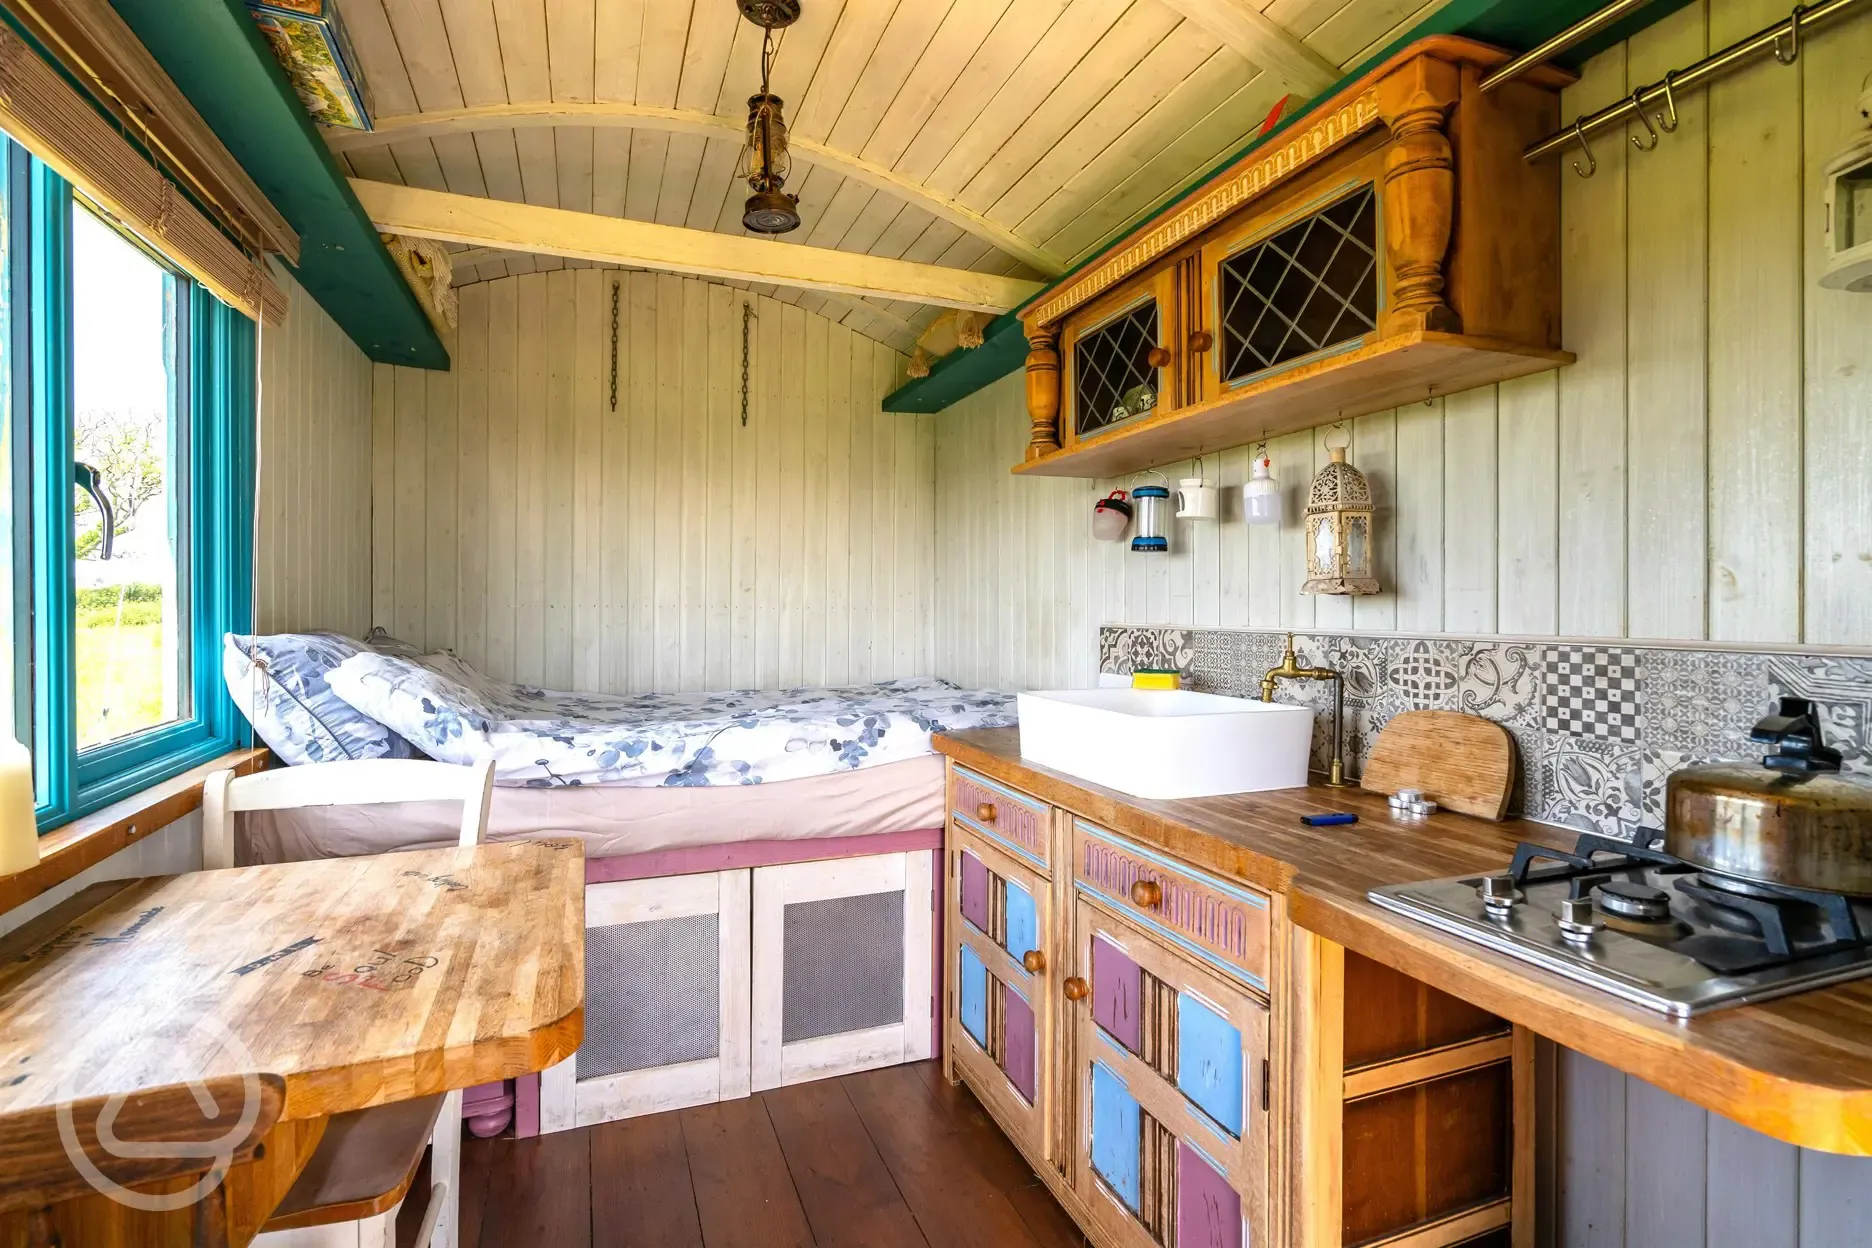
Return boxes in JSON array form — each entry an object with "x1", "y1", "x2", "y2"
[{"x1": 494, "y1": 829, "x2": 946, "y2": 1139}]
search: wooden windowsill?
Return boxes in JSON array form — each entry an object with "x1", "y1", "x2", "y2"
[{"x1": 0, "y1": 747, "x2": 271, "y2": 915}]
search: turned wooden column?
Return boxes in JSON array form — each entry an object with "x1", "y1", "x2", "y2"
[
  {"x1": 1024, "y1": 322, "x2": 1061, "y2": 460},
  {"x1": 1376, "y1": 57, "x2": 1462, "y2": 337}
]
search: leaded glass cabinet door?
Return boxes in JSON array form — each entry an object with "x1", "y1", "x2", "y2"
[
  {"x1": 1202, "y1": 176, "x2": 1382, "y2": 396},
  {"x1": 1061, "y1": 268, "x2": 1181, "y2": 448}
]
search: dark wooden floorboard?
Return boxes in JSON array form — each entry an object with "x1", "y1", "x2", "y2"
[
  {"x1": 478, "y1": 1128, "x2": 592, "y2": 1248},
  {"x1": 682, "y1": 1096, "x2": 816, "y2": 1248},
  {"x1": 592, "y1": 1110, "x2": 705, "y2": 1248},
  {"x1": 762, "y1": 1077, "x2": 930, "y2": 1248},
  {"x1": 840, "y1": 1064, "x2": 1066, "y2": 1248},
  {"x1": 460, "y1": 1062, "x2": 1081, "y2": 1247},
  {"x1": 455, "y1": 1134, "x2": 493, "y2": 1248}
]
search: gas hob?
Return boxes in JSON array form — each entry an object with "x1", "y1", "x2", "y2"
[{"x1": 1369, "y1": 831, "x2": 1872, "y2": 1017}]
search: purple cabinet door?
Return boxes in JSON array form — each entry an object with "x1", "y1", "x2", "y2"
[
  {"x1": 1177, "y1": 1141, "x2": 1242, "y2": 1248},
  {"x1": 1002, "y1": 985, "x2": 1037, "y2": 1104},
  {"x1": 961, "y1": 850, "x2": 990, "y2": 934},
  {"x1": 1091, "y1": 936, "x2": 1141, "y2": 1053}
]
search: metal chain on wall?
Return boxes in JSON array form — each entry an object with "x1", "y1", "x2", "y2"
[{"x1": 609, "y1": 280, "x2": 620, "y2": 412}]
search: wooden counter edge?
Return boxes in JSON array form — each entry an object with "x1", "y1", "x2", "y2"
[
  {"x1": 932, "y1": 732, "x2": 1872, "y2": 1158},
  {"x1": 0, "y1": 747, "x2": 272, "y2": 917},
  {"x1": 1286, "y1": 887, "x2": 1872, "y2": 1157}
]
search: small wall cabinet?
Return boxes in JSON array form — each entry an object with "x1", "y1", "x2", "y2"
[
  {"x1": 1017, "y1": 36, "x2": 1575, "y2": 479},
  {"x1": 942, "y1": 757, "x2": 1534, "y2": 1248}
]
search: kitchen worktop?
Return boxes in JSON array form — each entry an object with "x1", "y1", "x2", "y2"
[{"x1": 935, "y1": 727, "x2": 1872, "y2": 1156}]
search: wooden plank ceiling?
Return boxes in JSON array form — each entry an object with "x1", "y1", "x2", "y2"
[{"x1": 328, "y1": 0, "x2": 1447, "y2": 353}]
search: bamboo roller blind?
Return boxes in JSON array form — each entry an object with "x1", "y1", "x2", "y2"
[{"x1": 0, "y1": 24, "x2": 287, "y2": 325}]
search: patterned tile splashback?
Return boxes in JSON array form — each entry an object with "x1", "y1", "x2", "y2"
[{"x1": 1098, "y1": 626, "x2": 1872, "y2": 838}]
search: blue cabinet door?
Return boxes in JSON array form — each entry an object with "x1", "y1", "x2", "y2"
[
  {"x1": 960, "y1": 943, "x2": 988, "y2": 1048},
  {"x1": 1177, "y1": 993, "x2": 1245, "y2": 1136},
  {"x1": 1005, "y1": 878, "x2": 1038, "y2": 961},
  {"x1": 1090, "y1": 1061, "x2": 1142, "y2": 1212}
]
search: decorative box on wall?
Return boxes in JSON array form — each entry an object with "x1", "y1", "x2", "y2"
[
  {"x1": 245, "y1": 0, "x2": 374, "y2": 132},
  {"x1": 1017, "y1": 36, "x2": 1575, "y2": 479}
]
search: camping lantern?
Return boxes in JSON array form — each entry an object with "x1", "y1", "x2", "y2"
[
  {"x1": 735, "y1": 1, "x2": 802, "y2": 234},
  {"x1": 1301, "y1": 427, "x2": 1378, "y2": 595},
  {"x1": 1242, "y1": 445, "x2": 1282, "y2": 526},
  {"x1": 1131, "y1": 484, "x2": 1170, "y2": 553}
]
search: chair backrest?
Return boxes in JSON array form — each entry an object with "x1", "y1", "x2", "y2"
[
  {"x1": 0, "y1": 1073, "x2": 284, "y2": 1216},
  {"x1": 200, "y1": 759, "x2": 496, "y2": 870}
]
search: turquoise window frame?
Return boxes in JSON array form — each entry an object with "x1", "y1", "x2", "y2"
[{"x1": 10, "y1": 144, "x2": 255, "y2": 829}]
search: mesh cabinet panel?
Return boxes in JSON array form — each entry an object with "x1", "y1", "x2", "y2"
[
  {"x1": 781, "y1": 890, "x2": 905, "y2": 1044},
  {"x1": 580, "y1": 913, "x2": 720, "y2": 1080}
]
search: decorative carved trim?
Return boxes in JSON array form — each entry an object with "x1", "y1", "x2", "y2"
[
  {"x1": 1024, "y1": 325, "x2": 1062, "y2": 460},
  {"x1": 1026, "y1": 88, "x2": 1383, "y2": 328}
]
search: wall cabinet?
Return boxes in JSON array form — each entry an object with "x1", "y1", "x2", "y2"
[
  {"x1": 943, "y1": 757, "x2": 1534, "y2": 1248},
  {"x1": 1015, "y1": 36, "x2": 1576, "y2": 479}
]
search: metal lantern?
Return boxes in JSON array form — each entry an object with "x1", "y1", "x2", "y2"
[
  {"x1": 736, "y1": 1, "x2": 802, "y2": 235},
  {"x1": 1301, "y1": 428, "x2": 1379, "y2": 595}
]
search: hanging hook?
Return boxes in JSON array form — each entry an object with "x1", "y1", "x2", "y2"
[
  {"x1": 1653, "y1": 71, "x2": 1680, "y2": 133},
  {"x1": 1570, "y1": 118, "x2": 1597, "y2": 179},
  {"x1": 1628, "y1": 90, "x2": 1660, "y2": 151},
  {"x1": 1774, "y1": 4, "x2": 1806, "y2": 64}
]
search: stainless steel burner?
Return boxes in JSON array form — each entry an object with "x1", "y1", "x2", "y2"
[
  {"x1": 1368, "y1": 830, "x2": 1872, "y2": 1016},
  {"x1": 1596, "y1": 880, "x2": 1672, "y2": 921}
]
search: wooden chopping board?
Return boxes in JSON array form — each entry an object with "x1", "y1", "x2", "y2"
[{"x1": 1359, "y1": 710, "x2": 1517, "y2": 821}]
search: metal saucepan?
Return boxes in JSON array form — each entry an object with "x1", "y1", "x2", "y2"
[{"x1": 1663, "y1": 697, "x2": 1872, "y2": 896}]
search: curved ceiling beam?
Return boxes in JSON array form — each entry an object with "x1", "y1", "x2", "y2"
[{"x1": 328, "y1": 103, "x2": 1065, "y2": 279}]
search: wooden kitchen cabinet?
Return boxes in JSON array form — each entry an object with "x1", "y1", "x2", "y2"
[
  {"x1": 1016, "y1": 36, "x2": 1575, "y2": 479},
  {"x1": 941, "y1": 752, "x2": 1532, "y2": 1248},
  {"x1": 1072, "y1": 897, "x2": 1270, "y2": 1248}
]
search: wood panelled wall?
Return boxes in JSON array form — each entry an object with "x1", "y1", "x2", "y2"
[
  {"x1": 934, "y1": 4, "x2": 1872, "y2": 1244},
  {"x1": 255, "y1": 265, "x2": 374, "y2": 636},
  {"x1": 935, "y1": 0, "x2": 1872, "y2": 696},
  {"x1": 371, "y1": 270, "x2": 933, "y2": 692}
]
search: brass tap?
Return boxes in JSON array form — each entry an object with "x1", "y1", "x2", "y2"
[{"x1": 1261, "y1": 633, "x2": 1351, "y2": 787}]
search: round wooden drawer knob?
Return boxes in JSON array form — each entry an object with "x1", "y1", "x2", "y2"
[
  {"x1": 1146, "y1": 345, "x2": 1172, "y2": 369},
  {"x1": 975, "y1": 802, "x2": 997, "y2": 823},
  {"x1": 1062, "y1": 976, "x2": 1089, "y2": 1001},
  {"x1": 1022, "y1": 950, "x2": 1046, "y2": 973},
  {"x1": 1188, "y1": 329, "x2": 1214, "y2": 353},
  {"x1": 1131, "y1": 879, "x2": 1164, "y2": 908}
]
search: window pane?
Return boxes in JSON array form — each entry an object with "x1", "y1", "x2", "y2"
[
  {"x1": 0, "y1": 149, "x2": 15, "y2": 745},
  {"x1": 71, "y1": 202, "x2": 188, "y2": 750}
]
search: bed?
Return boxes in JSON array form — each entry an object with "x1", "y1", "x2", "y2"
[
  {"x1": 226, "y1": 632, "x2": 1015, "y2": 1132},
  {"x1": 224, "y1": 631, "x2": 1015, "y2": 865}
]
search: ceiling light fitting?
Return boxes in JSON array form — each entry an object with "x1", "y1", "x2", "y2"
[{"x1": 736, "y1": 0, "x2": 802, "y2": 235}]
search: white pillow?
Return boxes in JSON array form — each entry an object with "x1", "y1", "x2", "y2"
[{"x1": 222, "y1": 633, "x2": 420, "y2": 765}]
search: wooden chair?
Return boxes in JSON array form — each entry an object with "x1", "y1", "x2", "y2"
[
  {"x1": 0, "y1": 1074, "x2": 285, "y2": 1247},
  {"x1": 199, "y1": 758, "x2": 496, "y2": 1248}
]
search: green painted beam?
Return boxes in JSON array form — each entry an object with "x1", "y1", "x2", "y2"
[
  {"x1": 110, "y1": 0, "x2": 448, "y2": 370},
  {"x1": 881, "y1": 313, "x2": 1027, "y2": 414},
  {"x1": 883, "y1": 0, "x2": 1694, "y2": 415}
]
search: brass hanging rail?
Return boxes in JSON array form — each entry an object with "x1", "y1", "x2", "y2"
[
  {"x1": 1524, "y1": 0, "x2": 1867, "y2": 172},
  {"x1": 1479, "y1": 0, "x2": 1668, "y2": 92}
]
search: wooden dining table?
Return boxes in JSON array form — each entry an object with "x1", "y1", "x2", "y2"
[{"x1": 0, "y1": 839, "x2": 585, "y2": 1244}]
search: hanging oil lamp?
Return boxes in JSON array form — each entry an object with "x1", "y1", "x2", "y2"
[
  {"x1": 1302, "y1": 425, "x2": 1379, "y2": 595},
  {"x1": 736, "y1": 1, "x2": 802, "y2": 235}
]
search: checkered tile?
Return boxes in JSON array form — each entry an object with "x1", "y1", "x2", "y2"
[{"x1": 1543, "y1": 647, "x2": 1643, "y2": 741}]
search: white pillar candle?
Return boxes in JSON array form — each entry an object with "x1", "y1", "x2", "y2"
[{"x1": 0, "y1": 735, "x2": 38, "y2": 876}]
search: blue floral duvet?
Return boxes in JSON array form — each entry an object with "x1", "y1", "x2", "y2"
[{"x1": 324, "y1": 651, "x2": 1017, "y2": 788}]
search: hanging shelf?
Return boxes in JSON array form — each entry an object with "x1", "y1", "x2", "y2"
[{"x1": 1014, "y1": 36, "x2": 1575, "y2": 480}]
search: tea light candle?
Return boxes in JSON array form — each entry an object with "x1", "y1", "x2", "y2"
[{"x1": 0, "y1": 735, "x2": 38, "y2": 876}]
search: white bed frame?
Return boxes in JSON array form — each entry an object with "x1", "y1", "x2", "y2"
[{"x1": 540, "y1": 851, "x2": 933, "y2": 1133}]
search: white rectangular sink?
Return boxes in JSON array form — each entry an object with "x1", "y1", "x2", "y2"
[{"x1": 1016, "y1": 688, "x2": 1314, "y2": 800}]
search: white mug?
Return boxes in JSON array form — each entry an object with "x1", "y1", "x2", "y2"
[{"x1": 1176, "y1": 477, "x2": 1217, "y2": 520}]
